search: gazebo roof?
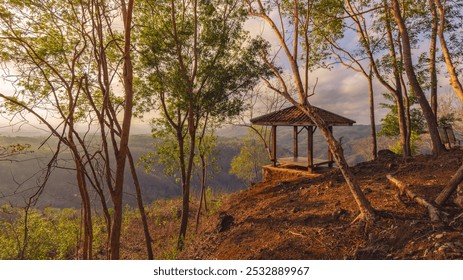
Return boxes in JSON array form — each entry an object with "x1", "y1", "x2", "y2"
[{"x1": 250, "y1": 105, "x2": 356, "y2": 126}]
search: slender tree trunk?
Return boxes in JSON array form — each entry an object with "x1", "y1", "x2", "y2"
[
  {"x1": 432, "y1": 0, "x2": 463, "y2": 205},
  {"x1": 429, "y1": 0, "x2": 439, "y2": 120},
  {"x1": 110, "y1": 0, "x2": 135, "y2": 260},
  {"x1": 196, "y1": 156, "x2": 207, "y2": 233},
  {"x1": 300, "y1": 105, "x2": 376, "y2": 221},
  {"x1": 178, "y1": 101, "x2": 197, "y2": 250},
  {"x1": 69, "y1": 139, "x2": 93, "y2": 260},
  {"x1": 19, "y1": 205, "x2": 31, "y2": 260},
  {"x1": 391, "y1": 0, "x2": 445, "y2": 157},
  {"x1": 348, "y1": 0, "x2": 409, "y2": 157},
  {"x1": 127, "y1": 149, "x2": 153, "y2": 260},
  {"x1": 368, "y1": 67, "x2": 377, "y2": 160},
  {"x1": 434, "y1": 0, "x2": 463, "y2": 103},
  {"x1": 385, "y1": 1, "x2": 410, "y2": 157}
]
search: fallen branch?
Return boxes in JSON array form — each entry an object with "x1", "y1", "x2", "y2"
[
  {"x1": 288, "y1": 230, "x2": 306, "y2": 238},
  {"x1": 449, "y1": 212, "x2": 463, "y2": 227},
  {"x1": 435, "y1": 163, "x2": 463, "y2": 206},
  {"x1": 386, "y1": 175, "x2": 442, "y2": 222}
]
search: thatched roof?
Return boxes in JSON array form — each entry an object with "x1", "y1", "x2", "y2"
[{"x1": 250, "y1": 105, "x2": 355, "y2": 126}]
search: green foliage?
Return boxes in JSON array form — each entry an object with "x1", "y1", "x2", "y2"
[
  {"x1": 0, "y1": 0, "x2": 124, "y2": 124},
  {"x1": 0, "y1": 206, "x2": 80, "y2": 260},
  {"x1": 438, "y1": 112, "x2": 460, "y2": 127},
  {"x1": 0, "y1": 143, "x2": 31, "y2": 160},
  {"x1": 135, "y1": 0, "x2": 264, "y2": 195},
  {"x1": 390, "y1": 131, "x2": 421, "y2": 156},
  {"x1": 378, "y1": 92, "x2": 425, "y2": 137},
  {"x1": 205, "y1": 186, "x2": 222, "y2": 215},
  {"x1": 0, "y1": 205, "x2": 119, "y2": 260},
  {"x1": 160, "y1": 235, "x2": 181, "y2": 260},
  {"x1": 134, "y1": 0, "x2": 265, "y2": 118},
  {"x1": 229, "y1": 129, "x2": 269, "y2": 185}
]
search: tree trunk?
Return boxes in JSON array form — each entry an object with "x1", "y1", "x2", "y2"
[
  {"x1": 177, "y1": 102, "x2": 197, "y2": 251},
  {"x1": 252, "y1": 0, "x2": 376, "y2": 222},
  {"x1": 368, "y1": 66, "x2": 377, "y2": 160},
  {"x1": 384, "y1": 1, "x2": 410, "y2": 157},
  {"x1": 391, "y1": 0, "x2": 445, "y2": 157},
  {"x1": 178, "y1": 184, "x2": 190, "y2": 250},
  {"x1": 110, "y1": 0, "x2": 135, "y2": 260},
  {"x1": 429, "y1": 0, "x2": 439, "y2": 120},
  {"x1": 196, "y1": 155, "x2": 207, "y2": 233},
  {"x1": 434, "y1": 0, "x2": 463, "y2": 104},
  {"x1": 387, "y1": 175, "x2": 442, "y2": 222},
  {"x1": 69, "y1": 141, "x2": 93, "y2": 260},
  {"x1": 127, "y1": 149, "x2": 153, "y2": 260},
  {"x1": 435, "y1": 164, "x2": 463, "y2": 206},
  {"x1": 300, "y1": 105, "x2": 376, "y2": 221}
]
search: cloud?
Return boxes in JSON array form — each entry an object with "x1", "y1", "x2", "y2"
[
  {"x1": 308, "y1": 67, "x2": 388, "y2": 125},
  {"x1": 243, "y1": 16, "x2": 390, "y2": 126}
]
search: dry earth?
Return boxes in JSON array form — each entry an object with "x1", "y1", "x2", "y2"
[{"x1": 181, "y1": 150, "x2": 463, "y2": 260}]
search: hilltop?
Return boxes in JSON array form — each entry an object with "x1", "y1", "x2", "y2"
[{"x1": 180, "y1": 150, "x2": 463, "y2": 260}]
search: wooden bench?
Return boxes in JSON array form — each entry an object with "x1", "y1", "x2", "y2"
[{"x1": 438, "y1": 125, "x2": 462, "y2": 149}]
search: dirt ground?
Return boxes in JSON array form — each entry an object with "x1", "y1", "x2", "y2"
[{"x1": 180, "y1": 150, "x2": 463, "y2": 260}]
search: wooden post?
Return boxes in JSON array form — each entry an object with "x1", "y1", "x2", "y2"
[
  {"x1": 293, "y1": 126, "x2": 298, "y2": 159},
  {"x1": 272, "y1": 125, "x2": 277, "y2": 167},
  {"x1": 307, "y1": 126, "x2": 314, "y2": 172},
  {"x1": 328, "y1": 126, "x2": 333, "y2": 168}
]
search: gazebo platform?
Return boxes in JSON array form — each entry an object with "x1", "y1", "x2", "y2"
[
  {"x1": 262, "y1": 164, "x2": 334, "y2": 182},
  {"x1": 278, "y1": 157, "x2": 334, "y2": 169}
]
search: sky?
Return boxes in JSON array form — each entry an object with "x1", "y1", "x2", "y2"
[
  {"x1": 242, "y1": 16, "x2": 389, "y2": 126},
  {"x1": 0, "y1": 6, "x2": 456, "y2": 136}
]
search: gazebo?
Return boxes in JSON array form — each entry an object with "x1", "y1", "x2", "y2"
[{"x1": 250, "y1": 105, "x2": 355, "y2": 173}]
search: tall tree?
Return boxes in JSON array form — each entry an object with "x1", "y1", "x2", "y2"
[
  {"x1": 428, "y1": 0, "x2": 439, "y2": 119},
  {"x1": 0, "y1": 0, "x2": 146, "y2": 259},
  {"x1": 0, "y1": 0, "x2": 96, "y2": 258},
  {"x1": 344, "y1": 0, "x2": 412, "y2": 156},
  {"x1": 433, "y1": 0, "x2": 463, "y2": 103},
  {"x1": 135, "y1": 0, "x2": 264, "y2": 249},
  {"x1": 245, "y1": 0, "x2": 376, "y2": 222},
  {"x1": 391, "y1": 0, "x2": 445, "y2": 156}
]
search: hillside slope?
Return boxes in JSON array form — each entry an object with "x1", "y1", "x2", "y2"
[{"x1": 181, "y1": 150, "x2": 463, "y2": 260}]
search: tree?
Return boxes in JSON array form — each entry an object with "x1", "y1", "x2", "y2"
[
  {"x1": 245, "y1": 0, "x2": 376, "y2": 222},
  {"x1": 195, "y1": 123, "x2": 219, "y2": 232},
  {"x1": 230, "y1": 129, "x2": 269, "y2": 185},
  {"x1": 134, "y1": 0, "x2": 264, "y2": 249},
  {"x1": 391, "y1": 0, "x2": 445, "y2": 156},
  {"x1": 433, "y1": 0, "x2": 463, "y2": 104},
  {"x1": 378, "y1": 92, "x2": 425, "y2": 138},
  {"x1": 0, "y1": 0, "x2": 96, "y2": 258},
  {"x1": 344, "y1": 0, "x2": 413, "y2": 157},
  {"x1": 0, "y1": 0, "x2": 146, "y2": 259}
]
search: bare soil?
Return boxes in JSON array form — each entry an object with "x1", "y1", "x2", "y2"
[{"x1": 180, "y1": 150, "x2": 463, "y2": 260}]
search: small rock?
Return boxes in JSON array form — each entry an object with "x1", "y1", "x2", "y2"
[
  {"x1": 378, "y1": 149, "x2": 398, "y2": 159},
  {"x1": 217, "y1": 213, "x2": 234, "y2": 233},
  {"x1": 435, "y1": 233, "x2": 445, "y2": 239}
]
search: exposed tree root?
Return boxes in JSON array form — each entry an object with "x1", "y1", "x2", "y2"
[
  {"x1": 387, "y1": 175, "x2": 443, "y2": 222},
  {"x1": 350, "y1": 212, "x2": 375, "y2": 237}
]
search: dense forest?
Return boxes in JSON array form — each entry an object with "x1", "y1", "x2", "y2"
[{"x1": 1, "y1": 0, "x2": 463, "y2": 260}]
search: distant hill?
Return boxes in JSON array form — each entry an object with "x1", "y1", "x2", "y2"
[{"x1": 0, "y1": 124, "x2": 375, "y2": 208}]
